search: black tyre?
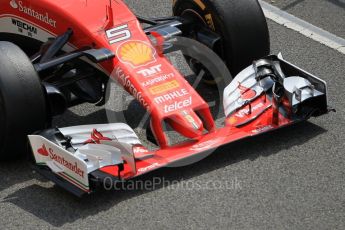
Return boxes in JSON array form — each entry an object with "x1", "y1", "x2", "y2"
[
  {"x1": 173, "y1": 0, "x2": 270, "y2": 75},
  {"x1": 0, "y1": 41, "x2": 47, "y2": 159}
]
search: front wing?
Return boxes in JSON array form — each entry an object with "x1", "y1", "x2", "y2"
[{"x1": 28, "y1": 55, "x2": 330, "y2": 196}]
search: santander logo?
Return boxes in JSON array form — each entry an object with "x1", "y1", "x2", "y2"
[
  {"x1": 10, "y1": 0, "x2": 18, "y2": 9},
  {"x1": 36, "y1": 144, "x2": 85, "y2": 178},
  {"x1": 9, "y1": 0, "x2": 57, "y2": 27},
  {"x1": 37, "y1": 144, "x2": 49, "y2": 156}
]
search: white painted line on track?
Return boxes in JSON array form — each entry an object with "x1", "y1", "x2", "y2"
[{"x1": 259, "y1": 0, "x2": 345, "y2": 55}]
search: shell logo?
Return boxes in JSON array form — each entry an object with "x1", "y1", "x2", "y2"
[{"x1": 117, "y1": 41, "x2": 156, "y2": 68}]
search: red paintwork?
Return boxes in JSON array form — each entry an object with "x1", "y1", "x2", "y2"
[
  {"x1": 37, "y1": 144, "x2": 49, "y2": 156},
  {"x1": 84, "y1": 129, "x2": 112, "y2": 144},
  {"x1": 0, "y1": 0, "x2": 297, "y2": 181}
]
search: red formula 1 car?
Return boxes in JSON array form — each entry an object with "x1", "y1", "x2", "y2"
[{"x1": 0, "y1": 0, "x2": 330, "y2": 196}]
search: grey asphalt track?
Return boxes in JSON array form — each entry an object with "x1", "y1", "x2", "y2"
[
  {"x1": 263, "y1": 0, "x2": 345, "y2": 38},
  {"x1": 0, "y1": 1, "x2": 344, "y2": 229}
]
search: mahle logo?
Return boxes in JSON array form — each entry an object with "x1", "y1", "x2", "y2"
[{"x1": 10, "y1": 0, "x2": 18, "y2": 9}]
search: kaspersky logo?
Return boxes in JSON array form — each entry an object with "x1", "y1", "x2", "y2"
[
  {"x1": 10, "y1": 0, "x2": 18, "y2": 9},
  {"x1": 9, "y1": 0, "x2": 57, "y2": 27}
]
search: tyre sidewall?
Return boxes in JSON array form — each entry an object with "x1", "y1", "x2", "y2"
[{"x1": 0, "y1": 42, "x2": 47, "y2": 158}]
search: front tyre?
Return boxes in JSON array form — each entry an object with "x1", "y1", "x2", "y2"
[
  {"x1": 0, "y1": 42, "x2": 47, "y2": 159},
  {"x1": 173, "y1": 0, "x2": 270, "y2": 75}
]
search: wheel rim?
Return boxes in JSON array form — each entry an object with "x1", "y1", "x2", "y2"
[
  {"x1": 180, "y1": 9, "x2": 227, "y2": 84},
  {"x1": 181, "y1": 9, "x2": 207, "y2": 27}
]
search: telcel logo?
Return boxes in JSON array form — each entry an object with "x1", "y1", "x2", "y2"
[
  {"x1": 10, "y1": 0, "x2": 18, "y2": 9},
  {"x1": 164, "y1": 96, "x2": 192, "y2": 113}
]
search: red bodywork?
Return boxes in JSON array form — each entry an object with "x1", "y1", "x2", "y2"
[{"x1": 0, "y1": 0, "x2": 302, "y2": 180}]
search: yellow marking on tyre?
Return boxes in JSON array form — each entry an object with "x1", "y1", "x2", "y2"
[
  {"x1": 205, "y1": 13, "x2": 215, "y2": 31},
  {"x1": 193, "y1": 0, "x2": 206, "y2": 10}
]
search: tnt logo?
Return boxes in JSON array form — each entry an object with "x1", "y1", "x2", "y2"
[
  {"x1": 137, "y1": 64, "x2": 162, "y2": 77},
  {"x1": 10, "y1": 0, "x2": 18, "y2": 9}
]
